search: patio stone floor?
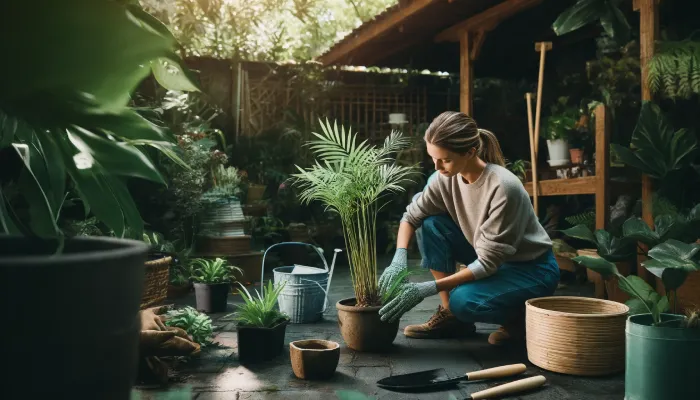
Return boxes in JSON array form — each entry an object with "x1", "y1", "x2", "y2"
[{"x1": 134, "y1": 256, "x2": 625, "y2": 399}]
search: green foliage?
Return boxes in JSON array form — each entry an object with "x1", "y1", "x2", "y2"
[
  {"x1": 505, "y1": 159, "x2": 530, "y2": 181},
  {"x1": 647, "y1": 39, "x2": 700, "y2": 100},
  {"x1": 586, "y1": 43, "x2": 641, "y2": 112},
  {"x1": 290, "y1": 119, "x2": 419, "y2": 306},
  {"x1": 572, "y1": 230, "x2": 700, "y2": 326},
  {"x1": 622, "y1": 204, "x2": 700, "y2": 247},
  {"x1": 189, "y1": 257, "x2": 243, "y2": 284},
  {"x1": 611, "y1": 101, "x2": 698, "y2": 180},
  {"x1": 562, "y1": 224, "x2": 635, "y2": 262},
  {"x1": 565, "y1": 210, "x2": 596, "y2": 232},
  {"x1": 552, "y1": 0, "x2": 630, "y2": 47},
  {"x1": 0, "y1": 0, "x2": 199, "y2": 242},
  {"x1": 230, "y1": 280, "x2": 288, "y2": 328},
  {"x1": 140, "y1": 0, "x2": 396, "y2": 61},
  {"x1": 165, "y1": 306, "x2": 215, "y2": 346}
]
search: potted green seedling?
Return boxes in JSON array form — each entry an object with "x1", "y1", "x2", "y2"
[
  {"x1": 190, "y1": 258, "x2": 243, "y2": 313},
  {"x1": 228, "y1": 280, "x2": 289, "y2": 363},
  {"x1": 290, "y1": 119, "x2": 418, "y2": 352},
  {"x1": 574, "y1": 238, "x2": 700, "y2": 400}
]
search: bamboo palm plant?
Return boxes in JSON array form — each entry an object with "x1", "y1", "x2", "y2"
[{"x1": 290, "y1": 119, "x2": 419, "y2": 307}]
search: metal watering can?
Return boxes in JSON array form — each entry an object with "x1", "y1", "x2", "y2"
[{"x1": 260, "y1": 242, "x2": 342, "y2": 324}]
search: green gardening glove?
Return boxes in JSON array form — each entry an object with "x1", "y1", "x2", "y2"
[
  {"x1": 378, "y1": 248, "x2": 408, "y2": 297},
  {"x1": 379, "y1": 281, "x2": 438, "y2": 323}
]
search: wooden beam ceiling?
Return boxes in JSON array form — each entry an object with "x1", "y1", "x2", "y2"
[
  {"x1": 435, "y1": 0, "x2": 544, "y2": 42},
  {"x1": 317, "y1": 0, "x2": 436, "y2": 65}
]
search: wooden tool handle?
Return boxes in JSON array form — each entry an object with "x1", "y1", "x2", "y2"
[
  {"x1": 470, "y1": 375, "x2": 547, "y2": 400},
  {"x1": 466, "y1": 363, "x2": 527, "y2": 381}
]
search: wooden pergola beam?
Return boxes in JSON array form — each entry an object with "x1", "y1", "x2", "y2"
[
  {"x1": 435, "y1": 0, "x2": 543, "y2": 42},
  {"x1": 317, "y1": 0, "x2": 435, "y2": 65}
]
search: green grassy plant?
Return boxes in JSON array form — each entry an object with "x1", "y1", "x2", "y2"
[
  {"x1": 230, "y1": 280, "x2": 288, "y2": 328},
  {"x1": 290, "y1": 119, "x2": 418, "y2": 306}
]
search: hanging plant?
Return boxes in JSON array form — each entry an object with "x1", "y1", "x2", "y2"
[{"x1": 552, "y1": 0, "x2": 630, "y2": 47}]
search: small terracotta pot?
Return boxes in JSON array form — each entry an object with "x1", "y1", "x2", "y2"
[
  {"x1": 290, "y1": 339, "x2": 340, "y2": 380},
  {"x1": 570, "y1": 148, "x2": 584, "y2": 164},
  {"x1": 336, "y1": 297, "x2": 399, "y2": 352}
]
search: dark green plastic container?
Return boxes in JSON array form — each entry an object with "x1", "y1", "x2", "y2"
[{"x1": 625, "y1": 313, "x2": 700, "y2": 400}]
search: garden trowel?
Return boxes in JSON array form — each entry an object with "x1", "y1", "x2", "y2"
[{"x1": 376, "y1": 363, "x2": 546, "y2": 398}]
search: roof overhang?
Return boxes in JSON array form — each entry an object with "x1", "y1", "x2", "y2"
[{"x1": 317, "y1": 0, "x2": 547, "y2": 68}]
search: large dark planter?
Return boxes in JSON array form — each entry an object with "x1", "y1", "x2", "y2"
[
  {"x1": 0, "y1": 235, "x2": 149, "y2": 399},
  {"x1": 336, "y1": 297, "x2": 400, "y2": 352},
  {"x1": 237, "y1": 318, "x2": 289, "y2": 364},
  {"x1": 625, "y1": 313, "x2": 700, "y2": 400},
  {"x1": 193, "y1": 282, "x2": 230, "y2": 313}
]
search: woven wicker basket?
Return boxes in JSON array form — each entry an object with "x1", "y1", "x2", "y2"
[
  {"x1": 525, "y1": 296, "x2": 629, "y2": 376},
  {"x1": 140, "y1": 256, "x2": 172, "y2": 309}
]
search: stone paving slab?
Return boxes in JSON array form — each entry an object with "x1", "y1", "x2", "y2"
[{"x1": 134, "y1": 258, "x2": 625, "y2": 400}]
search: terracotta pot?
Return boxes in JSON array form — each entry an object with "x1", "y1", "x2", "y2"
[
  {"x1": 555, "y1": 253, "x2": 576, "y2": 273},
  {"x1": 336, "y1": 297, "x2": 399, "y2": 352},
  {"x1": 289, "y1": 339, "x2": 340, "y2": 380},
  {"x1": 570, "y1": 148, "x2": 584, "y2": 164}
]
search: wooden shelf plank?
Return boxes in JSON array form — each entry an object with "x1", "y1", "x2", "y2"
[{"x1": 523, "y1": 176, "x2": 598, "y2": 196}]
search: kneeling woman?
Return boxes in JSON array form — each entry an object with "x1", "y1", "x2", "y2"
[{"x1": 378, "y1": 111, "x2": 559, "y2": 345}]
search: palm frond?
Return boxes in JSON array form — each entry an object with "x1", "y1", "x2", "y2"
[{"x1": 290, "y1": 119, "x2": 419, "y2": 306}]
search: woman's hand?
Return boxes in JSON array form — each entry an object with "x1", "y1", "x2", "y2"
[
  {"x1": 379, "y1": 281, "x2": 438, "y2": 323},
  {"x1": 378, "y1": 248, "x2": 408, "y2": 296}
]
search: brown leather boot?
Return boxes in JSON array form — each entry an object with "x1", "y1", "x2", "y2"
[
  {"x1": 404, "y1": 305, "x2": 476, "y2": 339},
  {"x1": 488, "y1": 314, "x2": 526, "y2": 346}
]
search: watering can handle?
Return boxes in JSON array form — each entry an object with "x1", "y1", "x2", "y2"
[
  {"x1": 259, "y1": 241, "x2": 341, "y2": 290},
  {"x1": 299, "y1": 279, "x2": 332, "y2": 313}
]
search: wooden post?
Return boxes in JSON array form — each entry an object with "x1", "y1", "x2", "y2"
[
  {"x1": 635, "y1": 0, "x2": 659, "y2": 286},
  {"x1": 460, "y1": 30, "x2": 473, "y2": 115},
  {"x1": 526, "y1": 93, "x2": 539, "y2": 216},
  {"x1": 533, "y1": 42, "x2": 552, "y2": 155},
  {"x1": 595, "y1": 104, "x2": 610, "y2": 231}
]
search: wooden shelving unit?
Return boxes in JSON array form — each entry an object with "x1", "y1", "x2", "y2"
[{"x1": 523, "y1": 104, "x2": 611, "y2": 231}]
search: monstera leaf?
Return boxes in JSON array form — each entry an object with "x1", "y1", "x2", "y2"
[
  {"x1": 552, "y1": 0, "x2": 630, "y2": 46},
  {"x1": 0, "y1": 0, "x2": 200, "y2": 240},
  {"x1": 611, "y1": 101, "x2": 698, "y2": 180}
]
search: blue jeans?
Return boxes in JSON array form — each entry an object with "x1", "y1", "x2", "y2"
[{"x1": 416, "y1": 214, "x2": 560, "y2": 325}]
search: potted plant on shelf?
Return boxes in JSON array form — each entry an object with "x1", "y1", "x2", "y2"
[
  {"x1": 573, "y1": 237, "x2": 700, "y2": 400},
  {"x1": 0, "y1": 1, "x2": 199, "y2": 398},
  {"x1": 290, "y1": 119, "x2": 418, "y2": 352},
  {"x1": 228, "y1": 280, "x2": 289, "y2": 364},
  {"x1": 190, "y1": 257, "x2": 243, "y2": 313},
  {"x1": 542, "y1": 97, "x2": 580, "y2": 167}
]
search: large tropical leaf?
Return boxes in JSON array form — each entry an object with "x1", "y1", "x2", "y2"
[
  {"x1": 562, "y1": 224, "x2": 597, "y2": 245},
  {"x1": 612, "y1": 101, "x2": 698, "y2": 179},
  {"x1": 552, "y1": 0, "x2": 629, "y2": 46},
  {"x1": 572, "y1": 255, "x2": 618, "y2": 279},
  {"x1": 0, "y1": 1, "x2": 198, "y2": 239},
  {"x1": 622, "y1": 217, "x2": 660, "y2": 246},
  {"x1": 0, "y1": 0, "x2": 175, "y2": 112},
  {"x1": 647, "y1": 239, "x2": 700, "y2": 270}
]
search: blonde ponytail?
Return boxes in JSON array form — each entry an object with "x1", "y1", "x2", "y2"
[{"x1": 477, "y1": 129, "x2": 506, "y2": 167}]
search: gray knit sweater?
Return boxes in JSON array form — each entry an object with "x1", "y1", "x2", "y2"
[{"x1": 402, "y1": 163, "x2": 552, "y2": 280}]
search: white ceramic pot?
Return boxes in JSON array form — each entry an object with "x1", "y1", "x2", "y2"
[{"x1": 546, "y1": 139, "x2": 570, "y2": 165}]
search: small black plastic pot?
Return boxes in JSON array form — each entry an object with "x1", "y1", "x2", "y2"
[
  {"x1": 193, "y1": 282, "x2": 230, "y2": 313},
  {"x1": 237, "y1": 318, "x2": 290, "y2": 364}
]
